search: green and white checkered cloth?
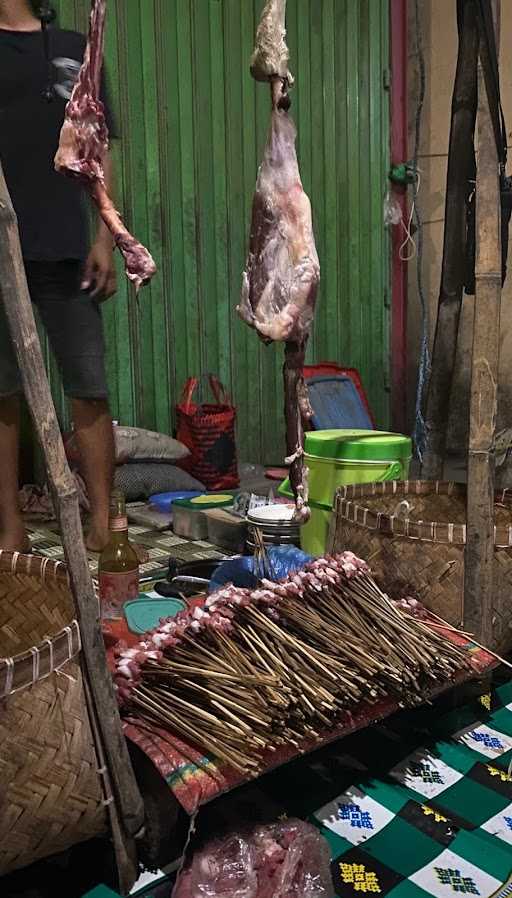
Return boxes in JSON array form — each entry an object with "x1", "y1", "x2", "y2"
[{"x1": 309, "y1": 681, "x2": 512, "y2": 898}]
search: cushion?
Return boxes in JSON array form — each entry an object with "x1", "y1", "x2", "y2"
[
  {"x1": 63, "y1": 427, "x2": 190, "y2": 467},
  {"x1": 114, "y1": 463, "x2": 205, "y2": 502},
  {"x1": 114, "y1": 426, "x2": 190, "y2": 464}
]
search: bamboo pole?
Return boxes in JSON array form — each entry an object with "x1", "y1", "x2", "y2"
[
  {"x1": 421, "y1": 0, "x2": 479, "y2": 479},
  {"x1": 0, "y1": 162, "x2": 144, "y2": 890},
  {"x1": 464, "y1": 0, "x2": 501, "y2": 645}
]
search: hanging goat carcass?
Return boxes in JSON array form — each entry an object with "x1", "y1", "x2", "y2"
[
  {"x1": 55, "y1": 0, "x2": 156, "y2": 291},
  {"x1": 238, "y1": 0, "x2": 320, "y2": 522}
]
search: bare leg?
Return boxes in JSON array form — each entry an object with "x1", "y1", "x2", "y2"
[
  {"x1": 0, "y1": 395, "x2": 30, "y2": 551},
  {"x1": 72, "y1": 397, "x2": 114, "y2": 552}
]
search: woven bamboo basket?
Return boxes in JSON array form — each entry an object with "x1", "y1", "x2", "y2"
[
  {"x1": 330, "y1": 481, "x2": 512, "y2": 653},
  {"x1": 0, "y1": 551, "x2": 107, "y2": 875}
]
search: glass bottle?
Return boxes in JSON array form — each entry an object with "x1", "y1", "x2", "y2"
[{"x1": 98, "y1": 490, "x2": 139, "y2": 620}]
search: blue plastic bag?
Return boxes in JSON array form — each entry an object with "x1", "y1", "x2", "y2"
[{"x1": 209, "y1": 546, "x2": 312, "y2": 592}]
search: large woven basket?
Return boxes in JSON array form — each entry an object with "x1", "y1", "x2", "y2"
[
  {"x1": 330, "y1": 481, "x2": 512, "y2": 653},
  {"x1": 0, "y1": 551, "x2": 107, "y2": 875}
]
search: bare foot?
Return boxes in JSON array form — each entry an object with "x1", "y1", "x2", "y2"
[
  {"x1": 0, "y1": 523, "x2": 31, "y2": 553},
  {"x1": 85, "y1": 527, "x2": 110, "y2": 554},
  {"x1": 85, "y1": 527, "x2": 149, "y2": 563}
]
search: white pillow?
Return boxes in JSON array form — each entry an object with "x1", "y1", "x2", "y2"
[{"x1": 114, "y1": 426, "x2": 190, "y2": 464}]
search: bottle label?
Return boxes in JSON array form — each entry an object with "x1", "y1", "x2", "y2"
[
  {"x1": 99, "y1": 570, "x2": 139, "y2": 620},
  {"x1": 110, "y1": 515, "x2": 128, "y2": 532}
]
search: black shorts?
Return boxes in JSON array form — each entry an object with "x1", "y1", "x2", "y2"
[{"x1": 0, "y1": 260, "x2": 108, "y2": 400}]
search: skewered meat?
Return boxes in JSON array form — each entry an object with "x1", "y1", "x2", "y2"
[
  {"x1": 114, "y1": 552, "x2": 471, "y2": 773},
  {"x1": 54, "y1": 0, "x2": 156, "y2": 291},
  {"x1": 238, "y1": 0, "x2": 320, "y2": 522}
]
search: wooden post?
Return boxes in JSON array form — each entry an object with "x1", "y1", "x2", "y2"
[
  {"x1": 0, "y1": 163, "x2": 144, "y2": 885},
  {"x1": 464, "y1": 0, "x2": 501, "y2": 645},
  {"x1": 421, "y1": 0, "x2": 479, "y2": 479}
]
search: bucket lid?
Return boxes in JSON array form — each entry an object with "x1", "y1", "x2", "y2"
[
  {"x1": 304, "y1": 429, "x2": 412, "y2": 461},
  {"x1": 173, "y1": 494, "x2": 234, "y2": 511}
]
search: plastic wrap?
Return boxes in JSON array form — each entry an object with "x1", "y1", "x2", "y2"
[
  {"x1": 208, "y1": 547, "x2": 312, "y2": 592},
  {"x1": 173, "y1": 820, "x2": 333, "y2": 898}
]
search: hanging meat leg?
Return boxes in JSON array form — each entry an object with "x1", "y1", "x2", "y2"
[
  {"x1": 54, "y1": 0, "x2": 156, "y2": 291},
  {"x1": 284, "y1": 339, "x2": 313, "y2": 520},
  {"x1": 238, "y1": 1, "x2": 320, "y2": 522}
]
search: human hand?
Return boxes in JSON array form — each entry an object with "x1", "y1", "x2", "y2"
[{"x1": 81, "y1": 239, "x2": 117, "y2": 300}]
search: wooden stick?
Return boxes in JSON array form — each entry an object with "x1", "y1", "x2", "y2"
[
  {"x1": 0, "y1": 164, "x2": 144, "y2": 853},
  {"x1": 421, "y1": 0, "x2": 479, "y2": 477},
  {"x1": 465, "y1": 0, "x2": 501, "y2": 646}
]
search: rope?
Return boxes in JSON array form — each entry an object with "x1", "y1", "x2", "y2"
[{"x1": 412, "y1": 0, "x2": 430, "y2": 461}]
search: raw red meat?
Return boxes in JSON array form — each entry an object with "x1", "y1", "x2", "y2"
[
  {"x1": 54, "y1": 0, "x2": 156, "y2": 291},
  {"x1": 238, "y1": 1, "x2": 320, "y2": 522},
  {"x1": 238, "y1": 88, "x2": 319, "y2": 346},
  {"x1": 173, "y1": 820, "x2": 333, "y2": 898}
]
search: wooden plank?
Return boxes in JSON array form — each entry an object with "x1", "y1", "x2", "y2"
[
  {"x1": 129, "y1": 1, "x2": 156, "y2": 429},
  {"x1": 321, "y1": 0, "x2": 338, "y2": 361},
  {"x1": 224, "y1": 0, "x2": 251, "y2": 458},
  {"x1": 240, "y1": 0, "x2": 263, "y2": 462},
  {"x1": 0, "y1": 163, "x2": 144, "y2": 883},
  {"x1": 421, "y1": 0, "x2": 479, "y2": 479},
  {"x1": 309, "y1": 0, "x2": 325, "y2": 365},
  {"x1": 209, "y1": 0, "x2": 232, "y2": 395},
  {"x1": 161, "y1": 0, "x2": 187, "y2": 413},
  {"x1": 194, "y1": 0, "x2": 219, "y2": 381},
  {"x1": 346, "y1": 0, "x2": 362, "y2": 378},
  {"x1": 335, "y1": 0, "x2": 350, "y2": 368},
  {"x1": 375, "y1": 0, "x2": 391, "y2": 424},
  {"x1": 358, "y1": 2, "x2": 372, "y2": 394},
  {"x1": 176, "y1": 0, "x2": 201, "y2": 382},
  {"x1": 141, "y1": 0, "x2": 171, "y2": 435},
  {"x1": 464, "y1": 1, "x2": 501, "y2": 646}
]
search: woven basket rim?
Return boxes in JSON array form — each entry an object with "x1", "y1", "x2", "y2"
[
  {"x1": 334, "y1": 480, "x2": 512, "y2": 548},
  {"x1": 0, "y1": 549, "x2": 68, "y2": 582},
  {"x1": 0, "y1": 550, "x2": 80, "y2": 698}
]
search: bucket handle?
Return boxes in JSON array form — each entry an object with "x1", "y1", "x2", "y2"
[{"x1": 382, "y1": 461, "x2": 404, "y2": 482}]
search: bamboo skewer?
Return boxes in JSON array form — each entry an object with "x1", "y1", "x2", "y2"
[{"x1": 115, "y1": 554, "x2": 477, "y2": 775}]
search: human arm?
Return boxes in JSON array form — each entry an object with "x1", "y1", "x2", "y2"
[{"x1": 81, "y1": 151, "x2": 117, "y2": 300}]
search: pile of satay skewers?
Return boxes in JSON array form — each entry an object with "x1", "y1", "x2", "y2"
[{"x1": 114, "y1": 552, "x2": 470, "y2": 774}]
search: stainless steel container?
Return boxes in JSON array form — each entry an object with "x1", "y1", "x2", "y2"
[
  {"x1": 172, "y1": 504, "x2": 208, "y2": 540},
  {"x1": 246, "y1": 504, "x2": 301, "y2": 550},
  {"x1": 205, "y1": 509, "x2": 248, "y2": 554}
]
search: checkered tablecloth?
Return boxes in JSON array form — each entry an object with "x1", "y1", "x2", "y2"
[{"x1": 309, "y1": 681, "x2": 512, "y2": 898}]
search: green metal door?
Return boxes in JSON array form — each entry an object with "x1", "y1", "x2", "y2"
[{"x1": 51, "y1": 0, "x2": 390, "y2": 463}]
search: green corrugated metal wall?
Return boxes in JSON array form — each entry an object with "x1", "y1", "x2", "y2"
[{"x1": 51, "y1": 0, "x2": 390, "y2": 463}]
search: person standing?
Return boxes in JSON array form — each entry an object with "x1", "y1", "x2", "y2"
[{"x1": 0, "y1": 0, "x2": 118, "y2": 552}]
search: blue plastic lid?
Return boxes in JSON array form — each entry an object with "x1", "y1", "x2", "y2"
[{"x1": 149, "y1": 490, "x2": 202, "y2": 513}]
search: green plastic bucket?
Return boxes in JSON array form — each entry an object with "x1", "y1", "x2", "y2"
[{"x1": 279, "y1": 429, "x2": 412, "y2": 556}]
